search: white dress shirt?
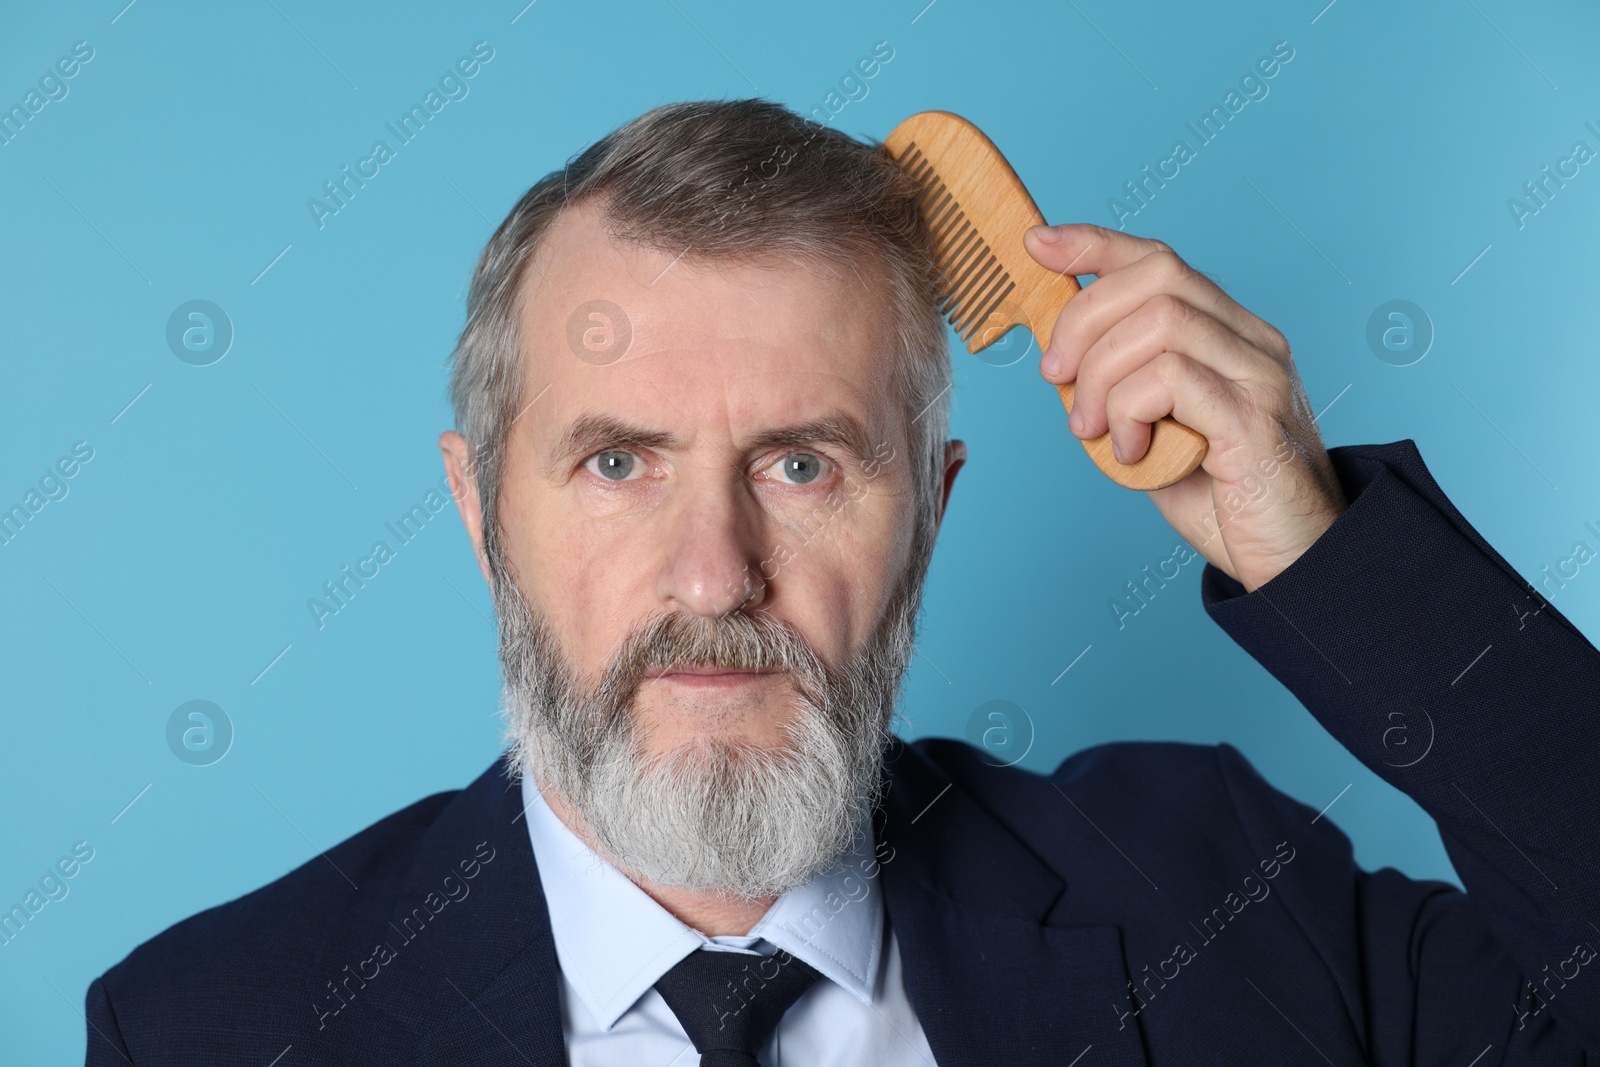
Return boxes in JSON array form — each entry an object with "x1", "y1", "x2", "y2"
[{"x1": 519, "y1": 775, "x2": 936, "y2": 1066}]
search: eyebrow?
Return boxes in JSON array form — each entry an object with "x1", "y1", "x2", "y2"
[{"x1": 545, "y1": 410, "x2": 880, "y2": 474}]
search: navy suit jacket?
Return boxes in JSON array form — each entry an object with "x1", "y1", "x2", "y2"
[{"x1": 86, "y1": 440, "x2": 1600, "y2": 1065}]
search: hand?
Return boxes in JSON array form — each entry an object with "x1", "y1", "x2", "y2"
[{"x1": 1023, "y1": 222, "x2": 1347, "y2": 593}]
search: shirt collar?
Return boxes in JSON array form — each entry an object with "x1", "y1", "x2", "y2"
[{"x1": 519, "y1": 773, "x2": 884, "y2": 1032}]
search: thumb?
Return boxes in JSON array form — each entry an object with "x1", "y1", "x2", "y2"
[{"x1": 1023, "y1": 223, "x2": 1083, "y2": 272}]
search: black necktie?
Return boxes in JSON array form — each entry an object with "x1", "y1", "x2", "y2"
[{"x1": 653, "y1": 946, "x2": 822, "y2": 1066}]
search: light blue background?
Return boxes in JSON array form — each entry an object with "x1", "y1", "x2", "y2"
[{"x1": 3, "y1": 0, "x2": 1598, "y2": 1061}]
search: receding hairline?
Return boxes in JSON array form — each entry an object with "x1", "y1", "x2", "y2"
[
  {"x1": 512, "y1": 190, "x2": 903, "y2": 321},
  {"x1": 446, "y1": 98, "x2": 953, "y2": 570},
  {"x1": 506, "y1": 191, "x2": 910, "y2": 429}
]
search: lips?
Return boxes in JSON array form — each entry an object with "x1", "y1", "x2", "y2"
[{"x1": 643, "y1": 665, "x2": 779, "y2": 680}]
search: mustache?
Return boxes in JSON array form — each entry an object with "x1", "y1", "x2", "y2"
[{"x1": 596, "y1": 608, "x2": 828, "y2": 713}]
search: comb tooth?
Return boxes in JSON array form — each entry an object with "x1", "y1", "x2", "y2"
[
  {"x1": 923, "y1": 189, "x2": 957, "y2": 233},
  {"x1": 936, "y1": 215, "x2": 978, "y2": 257},
  {"x1": 894, "y1": 135, "x2": 1022, "y2": 343},
  {"x1": 915, "y1": 172, "x2": 964, "y2": 233},
  {"x1": 942, "y1": 262, "x2": 997, "y2": 323},
  {"x1": 965, "y1": 267, "x2": 1014, "y2": 330},
  {"x1": 938, "y1": 268, "x2": 979, "y2": 318},
  {"x1": 936, "y1": 209, "x2": 973, "y2": 242},
  {"x1": 959, "y1": 278, "x2": 1016, "y2": 343},
  {"x1": 901, "y1": 148, "x2": 932, "y2": 185},
  {"x1": 946, "y1": 256, "x2": 1005, "y2": 325},
  {"x1": 904, "y1": 157, "x2": 933, "y2": 188},
  {"x1": 927, "y1": 202, "x2": 979, "y2": 280},
  {"x1": 930, "y1": 254, "x2": 973, "y2": 306},
  {"x1": 901, "y1": 151, "x2": 967, "y2": 242},
  {"x1": 938, "y1": 232, "x2": 995, "y2": 296},
  {"x1": 935, "y1": 199, "x2": 969, "y2": 231},
  {"x1": 963, "y1": 262, "x2": 1013, "y2": 323},
  {"x1": 914, "y1": 179, "x2": 950, "y2": 218},
  {"x1": 930, "y1": 202, "x2": 970, "y2": 246},
  {"x1": 934, "y1": 246, "x2": 979, "y2": 303},
  {"x1": 950, "y1": 265, "x2": 1003, "y2": 331},
  {"x1": 945, "y1": 269, "x2": 998, "y2": 330},
  {"x1": 908, "y1": 162, "x2": 941, "y2": 197},
  {"x1": 921, "y1": 182, "x2": 954, "y2": 217},
  {"x1": 968, "y1": 278, "x2": 1017, "y2": 335},
  {"x1": 941, "y1": 243, "x2": 1000, "y2": 312},
  {"x1": 934, "y1": 217, "x2": 977, "y2": 267}
]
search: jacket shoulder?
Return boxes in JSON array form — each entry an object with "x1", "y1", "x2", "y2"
[
  {"x1": 899, "y1": 735, "x2": 1343, "y2": 884},
  {"x1": 905, "y1": 733, "x2": 1242, "y2": 811},
  {"x1": 96, "y1": 785, "x2": 461, "y2": 1021}
]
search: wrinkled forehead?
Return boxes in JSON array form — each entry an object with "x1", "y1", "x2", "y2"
[{"x1": 512, "y1": 201, "x2": 907, "y2": 448}]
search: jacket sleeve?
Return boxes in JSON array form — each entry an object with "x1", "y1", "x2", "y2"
[
  {"x1": 1199, "y1": 438, "x2": 1600, "y2": 1062},
  {"x1": 85, "y1": 976, "x2": 135, "y2": 1066}
]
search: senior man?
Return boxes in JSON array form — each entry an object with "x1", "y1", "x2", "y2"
[{"x1": 86, "y1": 99, "x2": 1600, "y2": 1065}]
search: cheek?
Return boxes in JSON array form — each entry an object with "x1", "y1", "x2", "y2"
[
  {"x1": 847, "y1": 473, "x2": 918, "y2": 576},
  {"x1": 496, "y1": 485, "x2": 634, "y2": 666},
  {"x1": 776, "y1": 482, "x2": 913, "y2": 656},
  {"x1": 780, "y1": 556, "x2": 862, "y2": 662}
]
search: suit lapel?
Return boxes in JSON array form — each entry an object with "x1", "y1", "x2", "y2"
[
  {"x1": 359, "y1": 744, "x2": 1151, "y2": 1066},
  {"x1": 878, "y1": 739, "x2": 1151, "y2": 1067},
  {"x1": 354, "y1": 756, "x2": 569, "y2": 1066}
]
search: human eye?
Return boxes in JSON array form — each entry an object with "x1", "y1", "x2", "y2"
[
  {"x1": 760, "y1": 451, "x2": 834, "y2": 487},
  {"x1": 583, "y1": 448, "x2": 644, "y2": 482}
]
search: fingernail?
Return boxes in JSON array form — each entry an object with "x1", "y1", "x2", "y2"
[
  {"x1": 1068, "y1": 407, "x2": 1086, "y2": 436},
  {"x1": 1111, "y1": 439, "x2": 1125, "y2": 464},
  {"x1": 1041, "y1": 351, "x2": 1061, "y2": 378},
  {"x1": 1031, "y1": 224, "x2": 1061, "y2": 244}
]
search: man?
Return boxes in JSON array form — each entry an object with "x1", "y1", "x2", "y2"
[{"x1": 86, "y1": 99, "x2": 1600, "y2": 1064}]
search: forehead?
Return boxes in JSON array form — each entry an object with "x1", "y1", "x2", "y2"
[{"x1": 513, "y1": 200, "x2": 904, "y2": 451}]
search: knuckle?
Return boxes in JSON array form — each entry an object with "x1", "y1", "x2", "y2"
[
  {"x1": 1269, "y1": 360, "x2": 1294, "y2": 395},
  {"x1": 1104, "y1": 374, "x2": 1132, "y2": 411},
  {"x1": 1151, "y1": 248, "x2": 1184, "y2": 278},
  {"x1": 1052, "y1": 314, "x2": 1085, "y2": 361},
  {"x1": 1074, "y1": 362, "x2": 1104, "y2": 412},
  {"x1": 1235, "y1": 386, "x2": 1270, "y2": 429},
  {"x1": 1252, "y1": 355, "x2": 1292, "y2": 396},
  {"x1": 1255, "y1": 377, "x2": 1293, "y2": 421},
  {"x1": 1064, "y1": 285, "x2": 1094, "y2": 336},
  {"x1": 1149, "y1": 292, "x2": 1193, "y2": 331},
  {"x1": 1105, "y1": 386, "x2": 1141, "y2": 433},
  {"x1": 1171, "y1": 257, "x2": 1209, "y2": 292},
  {"x1": 1155, "y1": 245, "x2": 1198, "y2": 285},
  {"x1": 1154, "y1": 348, "x2": 1187, "y2": 382},
  {"x1": 1262, "y1": 322, "x2": 1292, "y2": 359}
]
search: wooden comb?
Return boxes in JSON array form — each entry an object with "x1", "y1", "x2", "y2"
[{"x1": 884, "y1": 110, "x2": 1207, "y2": 491}]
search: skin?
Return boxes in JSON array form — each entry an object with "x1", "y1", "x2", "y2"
[
  {"x1": 1024, "y1": 223, "x2": 1348, "y2": 593},
  {"x1": 439, "y1": 200, "x2": 964, "y2": 934},
  {"x1": 439, "y1": 207, "x2": 1346, "y2": 936}
]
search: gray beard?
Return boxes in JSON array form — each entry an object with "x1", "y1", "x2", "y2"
[{"x1": 488, "y1": 523, "x2": 930, "y2": 900}]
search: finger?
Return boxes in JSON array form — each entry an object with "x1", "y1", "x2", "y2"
[
  {"x1": 1069, "y1": 295, "x2": 1281, "y2": 440},
  {"x1": 1022, "y1": 222, "x2": 1165, "y2": 281},
  {"x1": 1101, "y1": 350, "x2": 1249, "y2": 468},
  {"x1": 1037, "y1": 246, "x2": 1289, "y2": 384}
]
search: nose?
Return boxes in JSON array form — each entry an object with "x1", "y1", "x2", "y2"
[{"x1": 654, "y1": 472, "x2": 768, "y2": 618}]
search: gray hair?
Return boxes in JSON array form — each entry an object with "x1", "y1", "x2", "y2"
[{"x1": 446, "y1": 98, "x2": 952, "y2": 577}]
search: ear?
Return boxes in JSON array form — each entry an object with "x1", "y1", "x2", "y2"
[
  {"x1": 934, "y1": 438, "x2": 966, "y2": 536},
  {"x1": 439, "y1": 430, "x2": 491, "y2": 585}
]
